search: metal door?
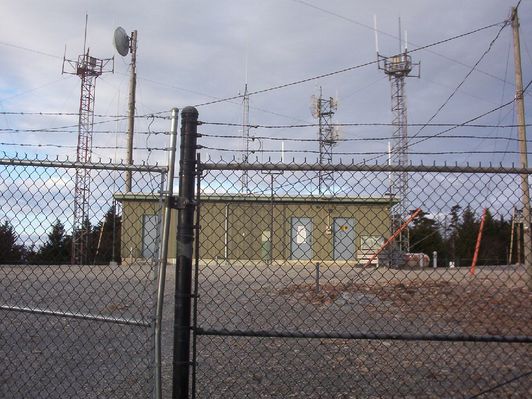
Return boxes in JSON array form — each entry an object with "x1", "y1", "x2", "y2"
[
  {"x1": 142, "y1": 214, "x2": 160, "y2": 259},
  {"x1": 333, "y1": 217, "x2": 355, "y2": 260},
  {"x1": 290, "y1": 217, "x2": 313, "y2": 259}
]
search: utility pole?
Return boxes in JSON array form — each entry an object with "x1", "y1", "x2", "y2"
[
  {"x1": 112, "y1": 26, "x2": 137, "y2": 191},
  {"x1": 511, "y1": 7, "x2": 532, "y2": 288},
  {"x1": 125, "y1": 30, "x2": 138, "y2": 192}
]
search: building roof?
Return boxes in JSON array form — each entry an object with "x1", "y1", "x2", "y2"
[{"x1": 114, "y1": 192, "x2": 397, "y2": 206}]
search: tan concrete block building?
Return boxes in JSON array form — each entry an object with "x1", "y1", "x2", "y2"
[{"x1": 116, "y1": 193, "x2": 393, "y2": 265}]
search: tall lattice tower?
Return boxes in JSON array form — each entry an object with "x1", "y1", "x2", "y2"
[
  {"x1": 63, "y1": 25, "x2": 113, "y2": 265},
  {"x1": 377, "y1": 35, "x2": 419, "y2": 253},
  {"x1": 311, "y1": 87, "x2": 339, "y2": 194}
]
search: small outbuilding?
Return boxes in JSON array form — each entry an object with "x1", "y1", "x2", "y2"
[{"x1": 115, "y1": 193, "x2": 394, "y2": 265}]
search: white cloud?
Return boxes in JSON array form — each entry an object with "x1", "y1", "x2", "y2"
[{"x1": 0, "y1": 0, "x2": 529, "y2": 167}]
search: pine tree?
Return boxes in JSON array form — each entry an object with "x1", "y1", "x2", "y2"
[
  {"x1": 34, "y1": 220, "x2": 72, "y2": 264},
  {"x1": 479, "y1": 211, "x2": 511, "y2": 265},
  {"x1": 92, "y1": 205, "x2": 121, "y2": 264},
  {"x1": 409, "y1": 210, "x2": 445, "y2": 260},
  {"x1": 447, "y1": 204, "x2": 462, "y2": 264},
  {"x1": 0, "y1": 220, "x2": 25, "y2": 264}
]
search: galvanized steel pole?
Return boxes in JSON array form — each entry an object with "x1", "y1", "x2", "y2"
[
  {"x1": 511, "y1": 8, "x2": 532, "y2": 289},
  {"x1": 172, "y1": 106, "x2": 199, "y2": 399},
  {"x1": 154, "y1": 108, "x2": 178, "y2": 399}
]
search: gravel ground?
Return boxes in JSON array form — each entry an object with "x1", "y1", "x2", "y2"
[
  {"x1": 1, "y1": 263, "x2": 158, "y2": 399},
  {"x1": 2, "y1": 262, "x2": 531, "y2": 398},
  {"x1": 191, "y1": 261, "x2": 531, "y2": 399}
]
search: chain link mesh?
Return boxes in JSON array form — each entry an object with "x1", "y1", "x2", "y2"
[
  {"x1": 193, "y1": 163, "x2": 531, "y2": 398},
  {"x1": 0, "y1": 158, "x2": 166, "y2": 398}
]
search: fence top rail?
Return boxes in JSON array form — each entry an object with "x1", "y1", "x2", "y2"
[
  {"x1": 0, "y1": 157, "x2": 168, "y2": 173},
  {"x1": 199, "y1": 161, "x2": 532, "y2": 174}
]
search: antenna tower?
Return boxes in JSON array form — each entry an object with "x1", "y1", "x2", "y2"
[
  {"x1": 377, "y1": 21, "x2": 420, "y2": 254},
  {"x1": 241, "y1": 83, "x2": 251, "y2": 192},
  {"x1": 311, "y1": 87, "x2": 338, "y2": 194},
  {"x1": 62, "y1": 16, "x2": 114, "y2": 265}
]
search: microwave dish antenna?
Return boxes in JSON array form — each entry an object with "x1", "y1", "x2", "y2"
[{"x1": 113, "y1": 26, "x2": 130, "y2": 56}]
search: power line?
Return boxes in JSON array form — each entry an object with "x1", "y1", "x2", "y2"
[
  {"x1": 407, "y1": 78, "x2": 532, "y2": 152},
  {"x1": 290, "y1": 0, "x2": 511, "y2": 86},
  {"x1": 192, "y1": 22, "x2": 506, "y2": 108},
  {"x1": 193, "y1": 60, "x2": 378, "y2": 108},
  {"x1": 0, "y1": 41, "x2": 61, "y2": 59},
  {"x1": 0, "y1": 77, "x2": 75, "y2": 103},
  {"x1": 487, "y1": 40, "x2": 514, "y2": 163},
  {"x1": 350, "y1": 96, "x2": 518, "y2": 166},
  {"x1": 132, "y1": 74, "x2": 314, "y2": 124},
  {"x1": 200, "y1": 122, "x2": 530, "y2": 129},
  {"x1": 409, "y1": 20, "x2": 510, "y2": 142}
]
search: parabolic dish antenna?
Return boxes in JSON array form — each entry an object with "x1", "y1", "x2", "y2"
[{"x1": 113, "y1": 26, "x2": 130, "y2": 56}]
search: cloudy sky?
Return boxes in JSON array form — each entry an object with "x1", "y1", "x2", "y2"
[{"x1": 1, "y1": 0, "x2": 531, "y2": 167}]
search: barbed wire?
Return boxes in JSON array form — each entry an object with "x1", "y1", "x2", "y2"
[
  {"x1": 200, "y1": 133, "x2": 532, "y2": 144},
  {"x1": 0, "y1": 128, "x2": 169, "y2": 135},
  {"x1": 201, "y1": 146, "x2": 530, "y2": 156},
  {"x1": 2, "y1": 123, "x2": 528, "y2": 136},
  {"x1": 0, "y1": 111, "x2": 171, "y2": 119},
  {"x1": 0, "y1": 142, "x2": 168, "y2": 151}
]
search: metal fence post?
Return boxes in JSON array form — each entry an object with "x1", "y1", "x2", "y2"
[
  {"x1": 315, "y1": 262, "x2": 320, "y2": 293},
  {"x1": 154, "y1": 108, "x2": 178, "y2": 399},
  {"x1": 172, "y1": 106, "x2": 199, "y2": 399}
]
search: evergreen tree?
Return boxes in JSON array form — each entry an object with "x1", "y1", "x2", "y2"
[
  {"x1": 0, "y1": 220, "x2": 25, "y2": 264},
  {"x1": 454, "y1": 205, "x2": 478, "y2": 265},
  {"x1": 409, "y1": 210, "x2": 445, "y2": 260},
  {"x1": 447, "y1": 204, "x2": 462, "y2": 263},
  {"x1": 34, "y1": 220, "x2": 72, "y2": 264},
  {"x1": 92, "y1": 205, "x2": 121, "y2": 264},
  {"x1": 442, "y1": 206, "x2": 512, "y2": 267},
  {"x1": 476, "y1": 211, "x2": 511, "y2": 265}
]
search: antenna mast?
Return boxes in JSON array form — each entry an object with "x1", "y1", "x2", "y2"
[
  {"x1": 377, "y1": 20, "x2": 420, "y2": 254},
  {"x1": 241, "y1": 83, "x2": 251, "y2": 193},
  {"x1": 312, "y1": 87, "x2": 338, "y2": 194},
  {"x1": 63, "y1": 17, "x2": 114, "y2": 265}
]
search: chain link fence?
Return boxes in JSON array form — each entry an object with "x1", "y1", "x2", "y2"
[
  {"x1": 0, "y1": 156, "x2": 167, "y2": 398},
  {"x1": 191, "y1": 162, "x2": 532, "y2": 398}
]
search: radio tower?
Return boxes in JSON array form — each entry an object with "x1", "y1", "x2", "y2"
[
  {"x1": 311, "y1": 87, "x2": 339, "y2": 194},
  {"x1": 62, "y1": 16, "x2": 114, "y2": 265},
  {"x1": 377, "y1": 19, "x2": 420, "y2": 253},
  {"x1": 241, "y1": 82, "x2": 251, "y2": 193}
]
